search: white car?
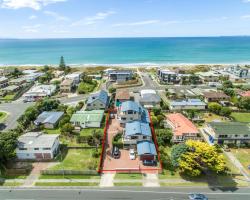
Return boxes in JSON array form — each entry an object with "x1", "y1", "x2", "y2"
[{"x1": 129, "y1": 149, "x2": 135, "y2": 160}]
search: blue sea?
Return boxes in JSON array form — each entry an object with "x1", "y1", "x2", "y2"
[{"x1": 0, "y1": 37, "x2": 250, "y2": 66}]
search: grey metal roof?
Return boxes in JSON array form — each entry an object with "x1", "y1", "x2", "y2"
[
  {"x1": 125, "y1": 121, "x2": 151, "y2": 137},
  {"x1": 34, "y1": 111, "x2": 64, "y2": 125},
  {"x1": 87, "y1": 90, "x2": 108, "y2": 105},
  {"x1": 140, "y1": 93, "x2": 161, "y2": 103}
]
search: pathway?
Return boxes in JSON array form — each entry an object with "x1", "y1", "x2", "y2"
[
  {"x1": 22, "y1": 162, "x2": 58, "y2": 187},
  {"x1": 99, "y1": 173, "x2": 115, "y2": 187},
  {"x1": 143, "y1": 173, "x2": 160, "y2": 187}
]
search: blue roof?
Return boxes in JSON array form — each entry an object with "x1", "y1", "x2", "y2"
[
  {"x1": 141, "y1": 108, "x2": 150, "y2": 123},
  {"x1": 125, "y1": 121, "x2": 151, "y2": 137},
  {"x1": 35, "y1": 111, "x2": 64, "y2": 125},
  {"x1": 87, "y1": 90, "x2": 108, "y2": 105},
  {"x1": 120, "y1": 101, "x2": 141, "y2": 112},
  {"x1": 170, "y1": 99, "x2": 206, "y2": 106},
  {"x1": 137, "y1": 141, "x2": 157, "y2": 156}
]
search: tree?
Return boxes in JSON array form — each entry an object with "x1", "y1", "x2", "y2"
[
  {"x1": 222, "y1": 80, "x2": 233, "y2": 89},
  {"x1": 59, "y1": 56, "x2": 66, "y2": 71},
  {"x1": 223, "y1": 88, "x2": 235, "y2": 97},
  {"x1": 59, "y1": 115, "x2": 70, "y2": 128},
  {"x1": 219, "y1": 107, "x2": 232, "y2": 117},
  {"x1": 156, "y1": 129, "x2": 173, "y2": 146},
  {"x1": 208, "y1": 102, "x2": 222, "y2": 115},
  {"x1": 238, "y1": 97, "x2": 250, "y2": 110},
  {"x1": 189, "y1": 74, "x2": 200, "y2": 85},
  {"x1": 108, "y1": 87, "x2": 116, "y2": 94},
  {"x1": 151, "y1": 116, "x2": 158, "y2": 127},
  {"x1": 178, "y1": 140, "x2": 226, "y2": 177},
  {"x1": 0, "y1": 131, "x2": 18, "y2": 164},
  {"x1": 152, "y1": 108, "x2": 161, "y2": 116},
  {"x1": 11, "y1": 68, "x2": 23, "y2": 78},
  {"x1": 60, "y1": 123, "x2": 74, "y2": 135},
  {"x1": 170, "y1": 143, "x2": 189, "y2": 167}
]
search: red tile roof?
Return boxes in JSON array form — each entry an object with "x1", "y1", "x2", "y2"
[
  {"x1": 166, "y1": 113, "x2": 199, "y2": 136},
  {"x1": 240, "y1": 91, "x2": 250, "y2": 98}
]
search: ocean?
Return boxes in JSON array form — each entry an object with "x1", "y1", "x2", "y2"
[{"x1": 0, "y1": 37, "x2": 250, "y2": 66}]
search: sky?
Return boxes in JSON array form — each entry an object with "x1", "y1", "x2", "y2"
[{"x1": 1, "y1": 0, "x2": 250, "y2": 38}]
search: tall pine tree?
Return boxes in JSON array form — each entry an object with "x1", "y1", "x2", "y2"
[{"x1": 59, "y1": 56, "x2": 66, "y2": 70}]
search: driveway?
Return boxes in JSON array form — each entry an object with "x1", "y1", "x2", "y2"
[{"x1": 102, "y1": 116, "x2": 159, "y2": 173}]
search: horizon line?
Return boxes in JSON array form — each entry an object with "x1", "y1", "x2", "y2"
[{"x1": 1, "y1": 35, "x2": 250, "y2": 40}]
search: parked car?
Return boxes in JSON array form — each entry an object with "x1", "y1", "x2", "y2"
[
  {"x1": 188, "y1": 193, "x2": 208, "y2": 200},
  {"x1": 129, "y1": 149, "x2": 135, "y2": 160},
  {"x1": 143, "y1": 160, "x2": 156, "y2": 166},
  {"x1": 112, "y1": 146, "x2": 120, "y2": 159}
]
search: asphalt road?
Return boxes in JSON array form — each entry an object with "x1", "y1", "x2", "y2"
[
  {"x1": 0, "y1": 187, "x2": 250, "y2": 200},
  {"x1": 0, "y1": 101, "x2": 34, "y2": 131}
]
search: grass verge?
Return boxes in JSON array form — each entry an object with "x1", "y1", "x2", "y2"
[{"x1": 35, "y1": 182, "x2": 99, "y2": 186}]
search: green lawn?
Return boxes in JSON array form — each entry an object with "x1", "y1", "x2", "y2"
[
  {"x1": 35, "y1": 182, "x2": 99, "y2": 186},
  {"x1": 44, "y1": 128, "x2": 61, "y2": 134},
  {"x1": 80, "y1": 128, "x2": 103, "y2": 137},
  {"x1": 0, "y1": 175, "x2": 27, "y2": 179},
  {"x1": 39, "y1": 174, "x2": 100, "y2": 179},
  {"x1": 50, "y1": 149, "x2": 99, "y2": 171},
  {"x1": 203, "y1": 113, "x2": 229, "y2": 123},
  {"x1": 0, "y1": 182, "x2": 22, "y2": 187},
  {"x1": 231, "y1": 148, "x2": 250, "y2": 175},
  {"x1": 115, "y1": 173, "x2": 142, "y2": 180},
  {"x1": 231, "y1": 112, "x2": 250, "y2": 123},
  {"x1": 114, "y1": 182, "x2": 143, "y2": 186},
  {"x1": 0, "y1": 111, "x2": 8, "y2": 123},
  {"x1": 3, "y1": 94, "x2": 16, "y2": 101}
]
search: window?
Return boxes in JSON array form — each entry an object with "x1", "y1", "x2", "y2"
[
  {"x1": 131, "y1": 136, "x2": 138, "y2": 140},
  {"x1": 128, "y1": 110, "x2": 133, "y2": 114},
  {"x1": 121, "y1": 117, "x2": 126, "y2": 120},
  {"x1": 19, "y1": 148, "x2": 27, "y2": 150},
  {"x1": 43, "y1": 148, "x2": 51, "y2": 150},
  {"x1": 34, "y1": 148, "x2": 39, "y2": 150},
  {"x1": 244, "y1": 135, "x2": 249, "y2": 137},
  {"x1": 143, "y1": 136, "x2": 147, "y2": 140}
]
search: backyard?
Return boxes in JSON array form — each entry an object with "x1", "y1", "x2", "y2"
[
  {"x1": 230, "y1": 112, "x2": 250, "y2": 123},
  {"x1": 49, "y1": 148, "x2": 100, "y2": 171}
]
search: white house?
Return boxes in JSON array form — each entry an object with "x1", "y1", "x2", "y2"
[
  {"x1": 64, "y1": 72, "x2": 82, "y2": 86},
  {"x1": 23, "y1": 84, "x2": 56, "y2": 102},
  {"x1": 16, "y1": 132, "x2": 60, "y2": 160},
  {"x1": 117, "y1": 101, "x2": 150, "y2": 125},
  {"x1": 169, "y1": 99, "x2": 207, "y2": 111}
]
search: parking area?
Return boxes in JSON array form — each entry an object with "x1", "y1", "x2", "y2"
[{"x1": 101, "y1": 115, "x2": 160, "y2": 173}]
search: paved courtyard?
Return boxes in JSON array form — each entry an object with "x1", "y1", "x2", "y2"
[{"x1": 102, "y1": 115, "x2": 160, "y2": 173}]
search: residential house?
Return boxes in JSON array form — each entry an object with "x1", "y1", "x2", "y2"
[
  {"x1": 117, "y1": 101, "x2": 150, "y2": 125},
  {"x1": 226, "y1": 65, "x2": 249, "y2": 79},
  {"x1": 2, "y1": 85, "x2": 20, "y2": 94},
  {"x1": 22, "y1": 69, "x2": 45, "y2": 82},
  {"x1": 0, "y1": 68, "x2": 15, "y2": 76},
  {"x1": 203, "y1": 91, "x2": 230, "y2": 103},
  {"x1": 166, "y1": 113, "x2": 200, "y2": 143},
  {"x1": 60, "y1": 79, "x2": 73, "y2": 93},
  {"x1": 196, "y1": 71, "x2": 220, "y2": 83},
  {"x1": 137, "y1": 141, "x2": 157, "y2": 161},
  {"x1": 169, "y1": 99, "x2": 207, "y2": 111},
  {"x1": 115, "y1": 89, "x2": 131, "y2": 107},
  {"x1": 139, "y1": 89, "x2": 161, "y2": 108},
  {"x1": 70, "y1": 110, "x2": 104, "y2": 129},
  {"x1": 23, "y1": 84, "x2": 56, "y2": 102},
  {"x1": 53, "y1": 70, "x2": 64, "y2": 78},
  {"x1": 123, "y1": 121, "x2": 152, "y2": 148},
  {"x1": 85, "y1": 90, "x2": 109, "y2": 110},
  {"x1": 0, "y1": 77, "x2": 8, "y2": 88},
  {"x1": 157, "y1": 69, "x2": 180, "y2": 84},
  {"x1": 238, "y1": 91, "x2": 250, "y2": 98},
  {"x1": 16, "y1": 132, "x2": 59, "y2": 160},
  {"x1": 204, "y1": 122, "x2": 250, "y2": 145},
  {"x1": 108, "y1": 70, "x2": 133, "y2": 83},
  {"x1": 87, "y1": 74, "x2": 102, "y2": 80},
  {"x1": 9, "y1": 77, "x2": 26, "y2": 86},
  {"x1": 34, "y1": 111, "x2": 64, "y2": 129},
  {"x1": 65, "y1": 72, "x2": 82, "y2": 86}
]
